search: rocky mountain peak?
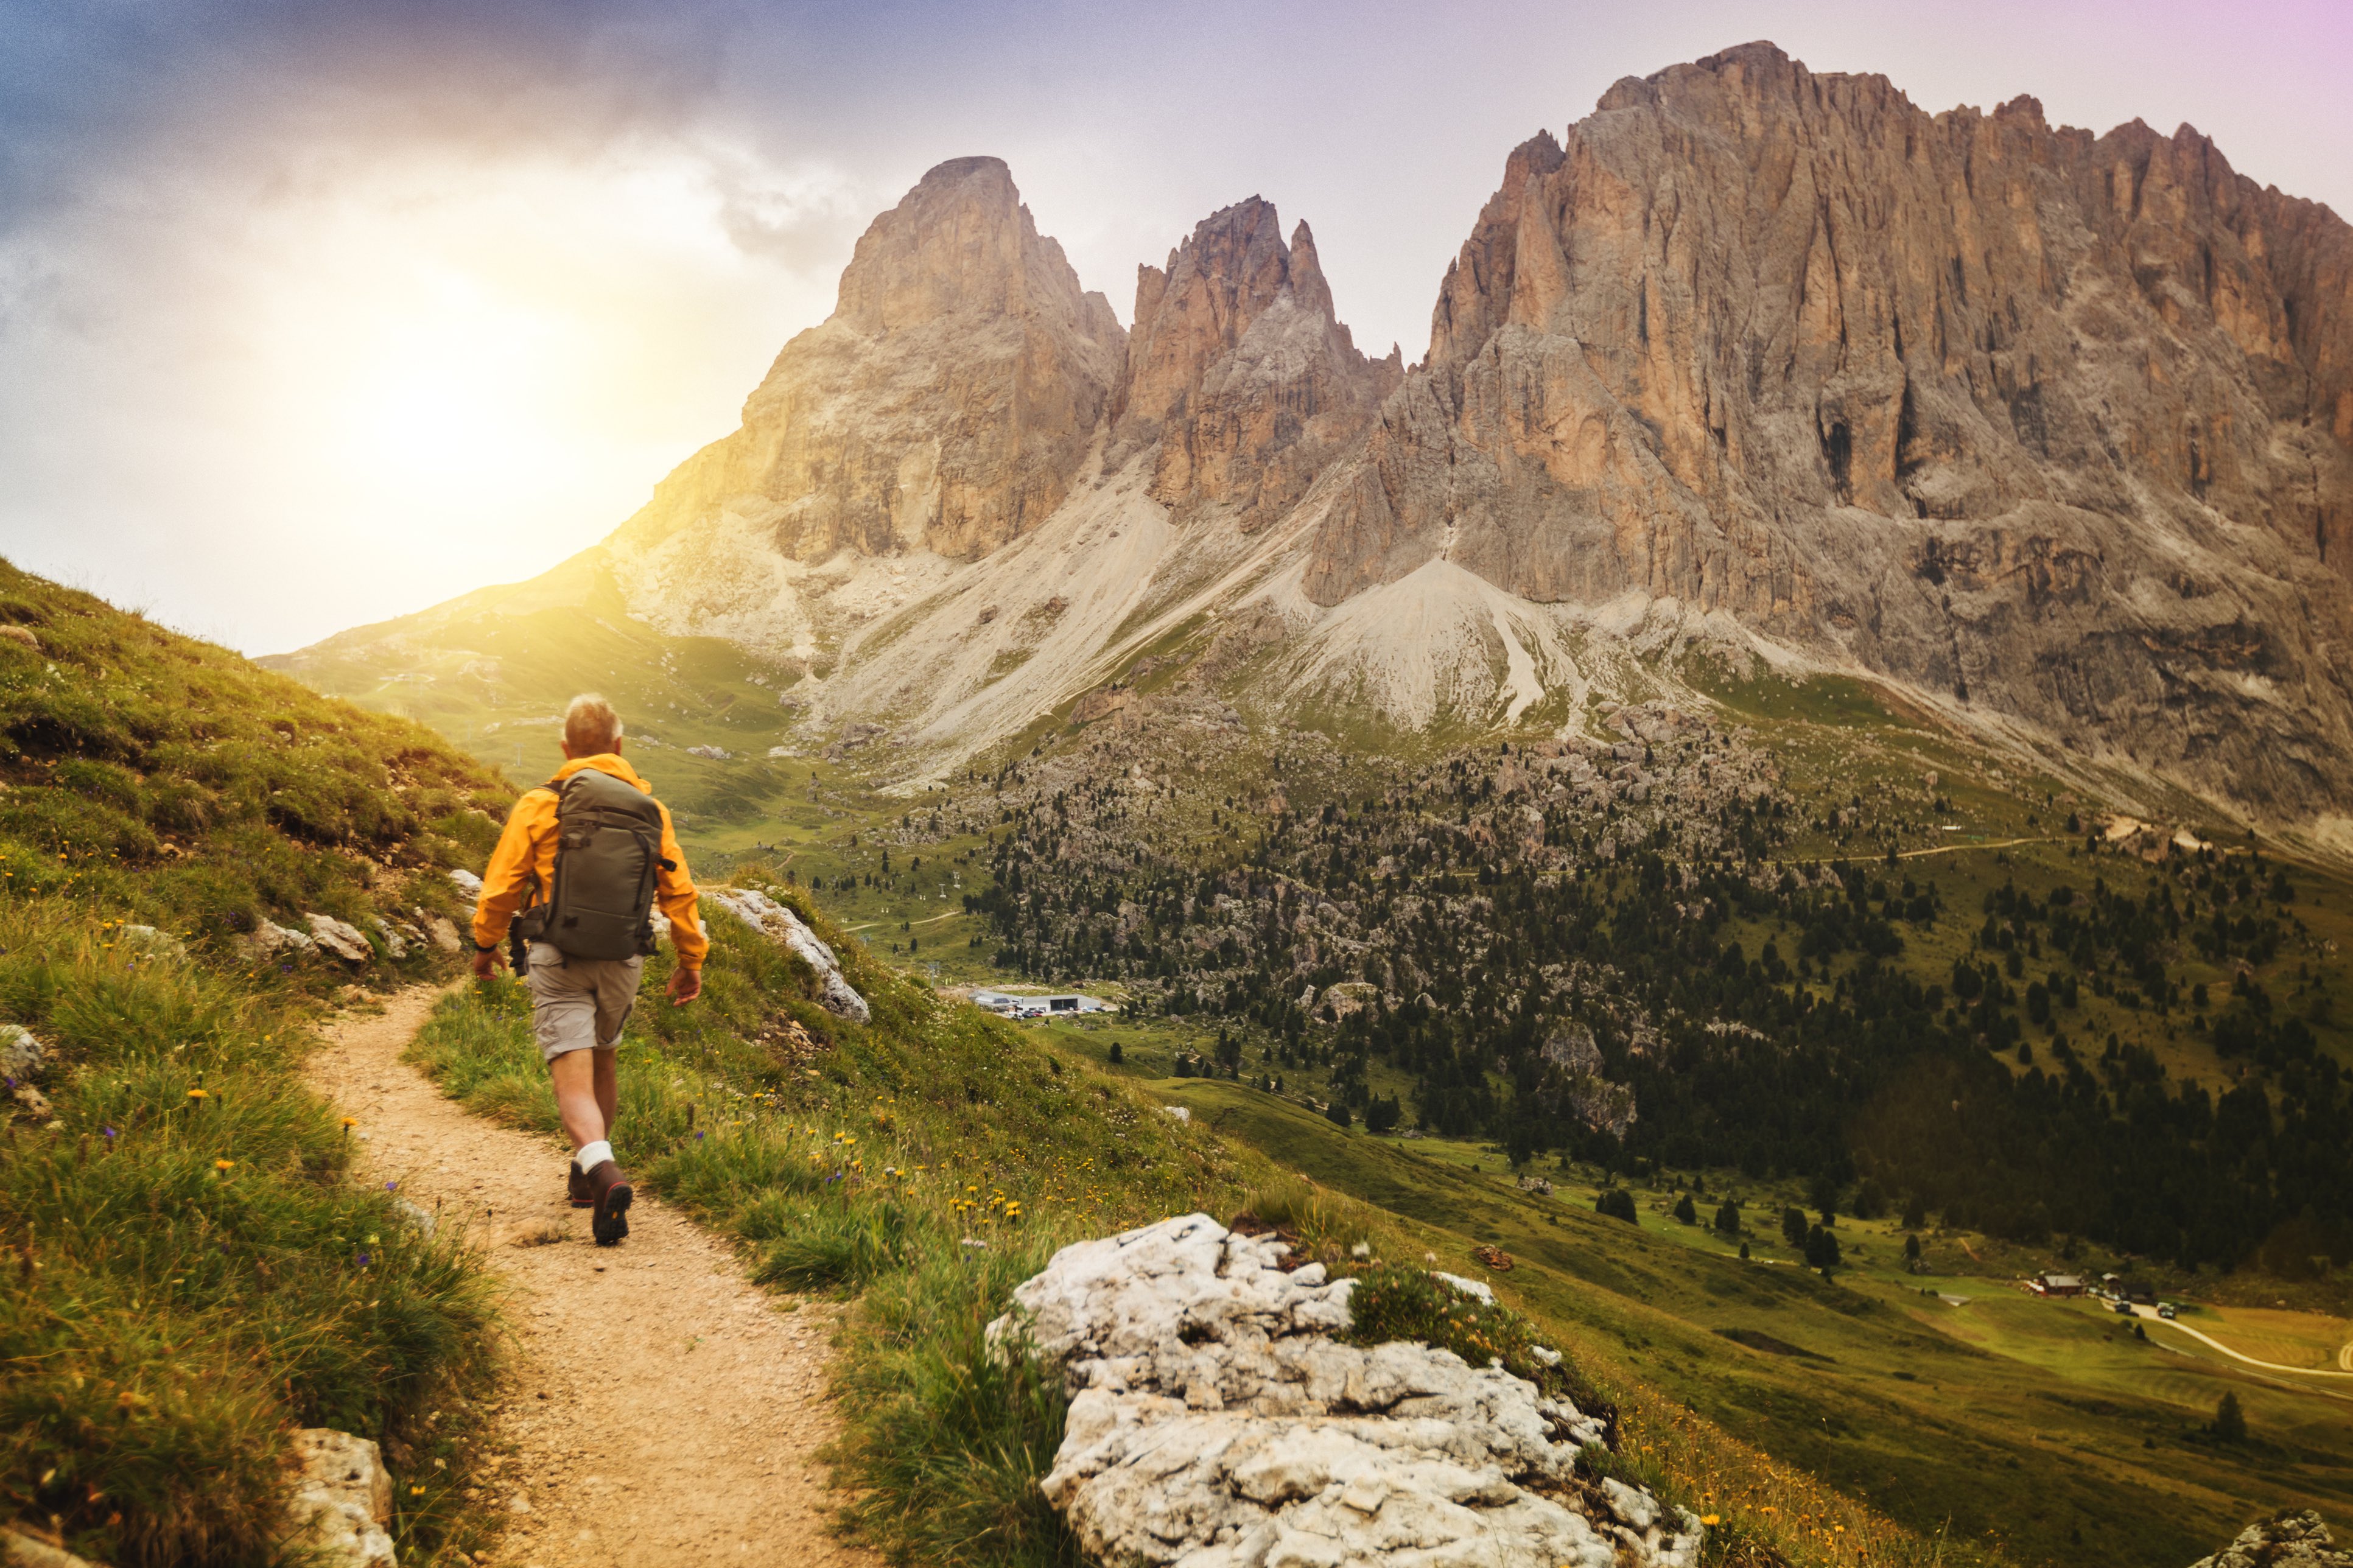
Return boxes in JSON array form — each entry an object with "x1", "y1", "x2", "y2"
[
  {"x1": 596, "y1": 157, "x2": 1125, "y2": 655},
  {"x1": 1116, "y1": 197, "x2": 1398, "y2": 528},
  {"x1": 1115, "y1": 196, "x2": 1294, "y2": 431},
  {"x1": 830, "y1": 155, "x2": 1108, "y2": 338}
]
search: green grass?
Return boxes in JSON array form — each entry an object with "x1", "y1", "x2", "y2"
[{"x1": 0, "y1": 559, "x2": 514, "y2": 1566}]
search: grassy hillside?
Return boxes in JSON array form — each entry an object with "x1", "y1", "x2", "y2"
[
  {"x1": 0, "y1": 559, "x2": 516, "y2": 1565},
  {"x1": 258, "y1": 555, "x2": 816, "y2": 838}
]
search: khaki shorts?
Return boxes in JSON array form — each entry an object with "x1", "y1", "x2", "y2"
[{"x1": 525, "y1": 942, "x2": 645, "y2": 1062}]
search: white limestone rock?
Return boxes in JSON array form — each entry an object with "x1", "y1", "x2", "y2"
[
  {"x1": 1, "y1": 1525, "x2": 105, "y2": 1568},
  {"x1": 368, "y1": 917, "x2": 410, "y2": 959},
  {"x1": 305, "y1": 914, "x2": 373, "y2": 964},
  {"x1": 990, "y1": 1214, "x2": 1700, "y2": 1568},
  {"x1": 0, "y1": 1024, "x2": 46, "y2": 1083},
  {"x1": 706, "y1": 887, "x2": 871, "y2": 1022},
  {"x1": 446, "y1": 867, "x2": 483, "y2": 898},
  {"x1": 287, "y1": 1427, "x2": 396, "y2": 1568},
  {"x1": 2191, "y1": 1511, "x2": 2352, "y2": 1568},
  {"x1": 245, "y1": 920, "x2": 316, "y2": 959},
  {"x1": 116, "y1": 925, "x2": 188, "y2": 963}
]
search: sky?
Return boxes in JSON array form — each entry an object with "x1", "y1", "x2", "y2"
[{"x1": 2, "y1": 0, "x2": 2349, "y2": 656}]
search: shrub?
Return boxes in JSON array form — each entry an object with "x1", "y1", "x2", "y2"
[{"x1": 1596, "y1": 1187, "x2": 1638, "y2": 1223}]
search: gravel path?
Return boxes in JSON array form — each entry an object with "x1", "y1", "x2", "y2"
[{"x1": 306, "y1": 985, "x2": 877, "y2": 1568}]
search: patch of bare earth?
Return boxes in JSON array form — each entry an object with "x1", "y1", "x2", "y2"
[{"x1": 305, "y1": 985, "x2": 877, "y2": 1567}]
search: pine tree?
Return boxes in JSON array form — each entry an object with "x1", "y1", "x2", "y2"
[
  {"x1": 1714, "y1": 1199, "x2": 1742, "y2": 1236},
  {"x1": 1781, "y1": 1206, "x2": 1809, "y2": 1248},
  {"x1": 2211, "y1": 1392, "x2": 2247, "y2": 1443},
  {"x1": 1673, "y1": 1193, "x2": 1698, "y2": 1225}
]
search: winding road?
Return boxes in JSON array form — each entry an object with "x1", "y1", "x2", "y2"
[{"x1": 2123, "y1": 1303, "x2": 2353, "y2": 1379}]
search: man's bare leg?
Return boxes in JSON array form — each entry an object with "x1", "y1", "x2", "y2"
[
  {"x1": 592, "y1": 1047, "x2": 619, "y2": 1143},
  {"x1": 553, "y1": 1046, "x2": 633, "y2": 1244},
  {"x1": 549, "y1": 1049, "x2": 606, "y2": 1153}
]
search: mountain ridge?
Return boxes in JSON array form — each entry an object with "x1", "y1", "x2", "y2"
[{"x1": 273, "y1": 40, "x2": 2353, "y2": 840}]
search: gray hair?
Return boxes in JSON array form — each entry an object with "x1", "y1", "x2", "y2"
[{"x1": 563, "y1": 693, "x2": 623, "y2": 755}]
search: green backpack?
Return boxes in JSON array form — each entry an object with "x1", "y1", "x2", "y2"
[{"x1": 512, "y1": 768, "x2": 671, "y2": 962}]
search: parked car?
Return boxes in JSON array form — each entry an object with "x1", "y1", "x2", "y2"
[
  {"x1": 2158, "y1": 1303, "x2": 2178, "y2": 1320},
  {"x1": 2111, "y1": 1300, "x2": 2136, "y2": 1315}
]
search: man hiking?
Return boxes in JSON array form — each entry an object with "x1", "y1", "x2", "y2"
[{"x1": 469, "y1": 693, "x2": 706, "y2": 1245}]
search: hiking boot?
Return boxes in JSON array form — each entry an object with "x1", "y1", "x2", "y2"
[
  {"x1": 585, "y1": 1160, "x2": 633, "y2": 1247},
  {"x1": 567, "y1": 1161, "x2": 593, "y2": 1209}
]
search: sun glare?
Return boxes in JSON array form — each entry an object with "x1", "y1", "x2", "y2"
[
  {"x1": 329, "y1": 273, "x2": 558, "y2": 488},
  {"x1": 216, "y1": 147, "x2": 843, "y2": 601}
]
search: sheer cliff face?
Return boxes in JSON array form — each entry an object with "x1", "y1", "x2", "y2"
[
  {"x1": 1114, "y1": 198, "x2": 1399, "y2": 531},
  {"x1": 603, "y1": 156, "x2": 1126, "y2": 650},
  {"x1": 1303, "y1": 43, "x2": 2353, "y2": 813}
]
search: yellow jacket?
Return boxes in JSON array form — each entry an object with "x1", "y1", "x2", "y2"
[{"x1": 471, "y1": 754, "x2": 709, "y2": 969}]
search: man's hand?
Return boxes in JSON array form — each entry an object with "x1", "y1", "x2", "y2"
[
  {"x1": 471, "y1": 945, "x2": 508, "y2": 981},
  {"x1": 667, "y1": 965, "x2": 703, "y2": 1006}
]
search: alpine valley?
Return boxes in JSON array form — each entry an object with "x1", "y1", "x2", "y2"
[{"x1": 265, "y1": 42, "x2": 2353, "y2": 1566}]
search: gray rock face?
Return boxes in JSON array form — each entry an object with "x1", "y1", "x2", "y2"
[
  {"x1": 2191, "y1": 1511, "x2": 2352, "y2": 1568},
  {"x1": 991, "y1": 1214, "x2": 1700, "y2": 1568},
  {"x1": 245, "y1": 920, "x2": 316, "y2": 959},
  {"x1": 1114, "y1": 198, "x2": 1400, "y2": 533},
  {"x1": 305, "y1": 913, "x2": 373, "y2": 964},
  {"x1": 1, "y1": 1527, "x2": 103, "y2": 1568},
  {"x1": 0, "y1": 1024, "x2": 46, "y2": 1083},
  {"x1": 286, "y1": 1427, "x2": 396, "y2": 1568},
  {"x1": 116, "y1": 924, "x2": 188, "y2": 963},
  {"x1": 705, "y1": 887, "x2": 871, "y2": 1022},
  {"x1": 1303, "y1": 41, "x2": 2353, "y2": 816}
]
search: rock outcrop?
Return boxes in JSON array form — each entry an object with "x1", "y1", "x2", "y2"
[
  {"x1": 991, "y1": 1214, "x2": 1700, "y2": 1567},
  {"x1": 706, "y1": 886, "x2": 870, "y2": 1021},
  {"x1": 1115, "y1": 199, "x2": 1400, "y2": 531},
  {"x1": 2191, "y1": 1511, "x2": 2351, "y2": 1568},
  {"x1": 286, "y1": 1427, "x2": 398, "y2": 1568},
  {"x1": 1, "y1": 1527, "x2": 102, "y2": 1568},
  {"x1": 601, "y1": 156, "x2": 1127, "y2": 656},
  {"x1": 1303, "y1": 41, "x2": 2353, "y2": 814},
  {"x1": 306, "y1": 913, "x2": 374, "y2": 963}
]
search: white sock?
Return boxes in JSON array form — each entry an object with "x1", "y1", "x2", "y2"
[{"x1": 575, "y1": 1139, "x2": 613, "y2": 1172}]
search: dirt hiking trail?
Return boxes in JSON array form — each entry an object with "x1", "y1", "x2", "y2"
[{"x1": 306, "y1": 985, "x2": 878, "y2": 1568}]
